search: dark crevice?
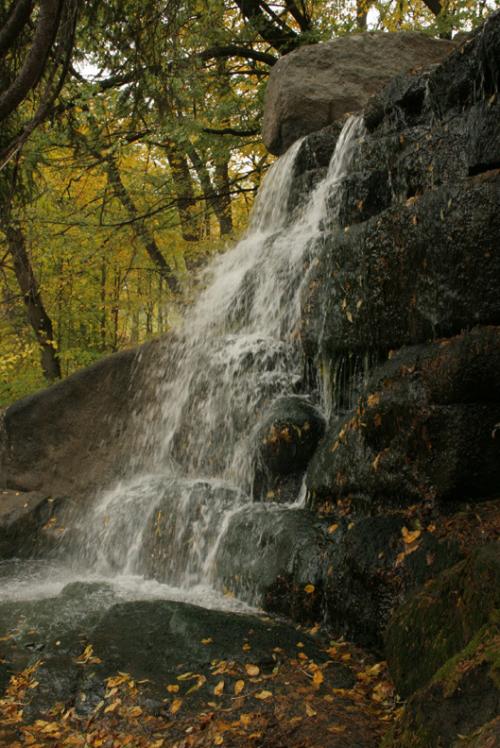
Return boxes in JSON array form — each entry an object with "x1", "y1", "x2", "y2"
[{"x1": 468, "y1": 160, "x2": 500, "y2": 176}]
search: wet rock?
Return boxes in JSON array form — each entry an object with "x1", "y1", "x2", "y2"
[
  {"x1": 307, "y1": 328, "x2": 500, "y2": 508},
  {"x1": 384, "y1": 617, "x2": 500, "y2": 748},
  {"x1": 214, "y1": 504, "x2": 328, "y2": 622},
  {"x1": 286, "y1": 123, "x2": 343, "y2": 215},
  {"x1": 0, "y1": 342, "x2": 161, "y2": 497},
  {"x1": 322, "y1": 516, "x2": 462, "y2": 652},
  {"x1": 263, "y1": 32, "x2": 455, "y2": 155},
  {"x1": 384, "y1": 543, "x2": 500, "y2": 698},
  {"x1": 301, "y1": 173, "x2": 500, "y2": 361},
  {"x1": 139, "y1": 478, "x2": 243, "y2": 584},
  {"x1": 254, "y1": 395, "x2": 325, "y2": 502},
  {"x1": 365, "y1": 12, "x2": 500, "y2": 136},
  {"x1": 0, "y1": 490, "x2": 66, "y2": 558},
  {"x1": 0, "y1": 584, "x2": 353, "y2": 720}
]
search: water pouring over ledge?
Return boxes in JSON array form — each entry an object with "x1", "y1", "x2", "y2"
[{"x1": 0, "y1": 116, "x2": 364, "y2": 610}]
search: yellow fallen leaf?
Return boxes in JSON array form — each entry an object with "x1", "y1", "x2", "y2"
[
  {"x1": 371, "y1": 681, "x2": 394, "y2": 702},
  {"x1": 402, "y1": 526, "x2": 421, "y2": 544},
  {"x1": 214, "y1": 680, "x2": 225, "y2": 696},
  {"x1": 245, "y1": 664, "x2": 260, "y2": 677},
  {"x1": 177, "y1": 672, "x2": 194, "y2": 681},
  {"x1": 170, "y1": 698, "x2": 183, "y2": 714},
  {"x1": 201, "y1": 638, "x2": 213, "y2": 645},
  {"x1": 234, "y1": 680, "x2": 245, "y2": 695},
  {"x1": 106, "y1": 674, "x2": 129, "y2": 688},
  {"x1": 214, "y1": 737, "x2": 224, "y2": 745},
  {"x1": 305, "y1": 703, "x2": 317, "y2": 717},
  {"x1": 367, "y1": 393, "x2": 380, "y2": 408},
  {"x1": 166, "y1": 684, "x2": 179, "y2": 693},
  {"x1": 367, "y1": 662, "x2": 385, "y2": 676},
  {"x1": 128, "y1": 706, "x2": 142, "y2": 717},
  {"x1": 254, "y1": 690, "x2": 272, "y2": 700},
  {"x1": 104, "y1": 700, "x2": 120, "y2": 714},
  {"x1": 186, "y1": 674, "x2": 207, "y2": 694},
  {"x1": 242, "y1": 643, "x2": 251, "y2": 652},
  {"x1": 327, "y1": 523, "x2": 339, "y2": 534},
  {"x1": 240, "y1": 713, "x2": 252, "y2": 727},
  {"x1": 312, "y1": 670, "x2": 324, "y2": 688},
  {"x1": 304, "y1": 584, "x2": 315, "y2": 594}
]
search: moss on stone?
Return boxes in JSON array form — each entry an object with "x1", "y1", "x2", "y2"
[{"x1": 385, "y1": 542, "x2": 500, "y2": 697}]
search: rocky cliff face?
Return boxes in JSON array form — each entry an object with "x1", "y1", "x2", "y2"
[{"x1": 274, "y1": 13, "x2": 499, "y2": 746}]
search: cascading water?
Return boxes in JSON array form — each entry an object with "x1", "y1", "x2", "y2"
[{"x1": 1, "y1": 116, "x2": 364, "y2": 611}]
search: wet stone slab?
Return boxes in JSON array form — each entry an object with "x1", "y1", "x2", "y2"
[{"x1": 0, "y1": 582, "x2": 395, "y2": 747}]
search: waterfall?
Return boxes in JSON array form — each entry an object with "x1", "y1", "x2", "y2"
[{"x1": 4, "y1": 117, "x2": 365, "y2": 609}]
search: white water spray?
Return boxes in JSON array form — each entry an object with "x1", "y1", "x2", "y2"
[{"x1": 2, "y1": 117, "x2": 364, "y2": 607}]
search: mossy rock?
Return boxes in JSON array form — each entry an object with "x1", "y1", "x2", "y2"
[
  {"x1": 384, "y1": 542, "x2": 500, "y2": 697},
  {"x1": 383, "y1": 616, "x2": 500, "y2": 747}
]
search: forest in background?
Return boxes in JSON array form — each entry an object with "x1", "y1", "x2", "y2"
[{"x1": 0, "y1": 0, "x2": 493, "y2": 405}]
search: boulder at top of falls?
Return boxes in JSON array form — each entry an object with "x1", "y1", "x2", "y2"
[{"x1": 262, "y1": 31, "x2": 456, "y2": 155}]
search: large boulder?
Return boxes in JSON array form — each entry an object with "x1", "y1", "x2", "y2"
[
  {"x1": 0, "y1": 489, "x2": 64, "y2": 558},
  {"x1": 301, "y1": 172, "x2": 500, "y2": 362},
  {"x1": 382, "y1": 544, "x2": 500, "y2": 748},
  {"x1": 0, "y1": 341, "x2": 161, "y2": 498},
  {"x1": 384, "y1": 543, "x2": 500, "y2": 698},
  {"x1": 384, "y1": 618, "x2": 500, "y2": 747},
  {"x1": 253, "y1": 395, "x2": 325, "y2": 502},
  {"x1": 307, "y1": 328, "x2": 500, "y2": 508},
  {"x1": 263, "y1": 32, "x2": 456, "y2": 155}
]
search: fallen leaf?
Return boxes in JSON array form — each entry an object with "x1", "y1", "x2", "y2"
[
  {"x1": 245, "y1": 664, "x2": 260, "y2": 677},
  {"x1": 304, "y1": 584, "x2": 315, "y2": 594},
  {"x1": 186, "y1": 674, "x2": 207, "y2": 695},
  {"x1": 234, "y1": 680, "x2": 245, "y2": 695},
  {"x1": 201, "y1": 638, "x2": 213, "y2": 645},
  {"x1": 327, "y1": 523, "x2": 338, "y2": 534},
  {"x1": 104, "y1": 700, "x2": 121, "y2": 714},
  {"x1": 170, "y1": 698, "x2": 183, "y2": 714},
  {"x1": 312, "y1": 670, "x2": 324, "y2": 688},
  {"x1": 254, "y1": 690, "x2": 272, "y2": 700},
  {"x1": 402, "y1": 526, "x2": 421, "y2": 545},
  {"x1": 305, "y1": 703, "x2": 317, "y2": 717},
  {"x1": 166, "y1": 684, "x2": 180, "y2": 693},
  {"x1": 214, "y1": 681, "x2": 225, "y2": 696}
]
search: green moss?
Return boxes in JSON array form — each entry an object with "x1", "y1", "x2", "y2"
[{"x1": 385, "y1": 543, "x2": 500, "y2": 696}]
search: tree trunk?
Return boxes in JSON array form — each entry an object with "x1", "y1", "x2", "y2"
[
  {"x1": 214, "y1": 156, "x2": 233, "y2": 236},
  {"x1": 4, "y1": 221, "x2": 61, "y2": 380},
  {"x1": 187, "y1": 144, "x2": 233, "y2": 237},
  {"x1": 105, "y1": 157, "x2": 180, "y2": 294},
  {"x1": 164, "y1": 142, "x2": 202, "y2": 242}
]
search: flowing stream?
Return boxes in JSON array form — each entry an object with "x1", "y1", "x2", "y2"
[{"x1": 1, "y1": 116, "x2": 364, "y2": 611}]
